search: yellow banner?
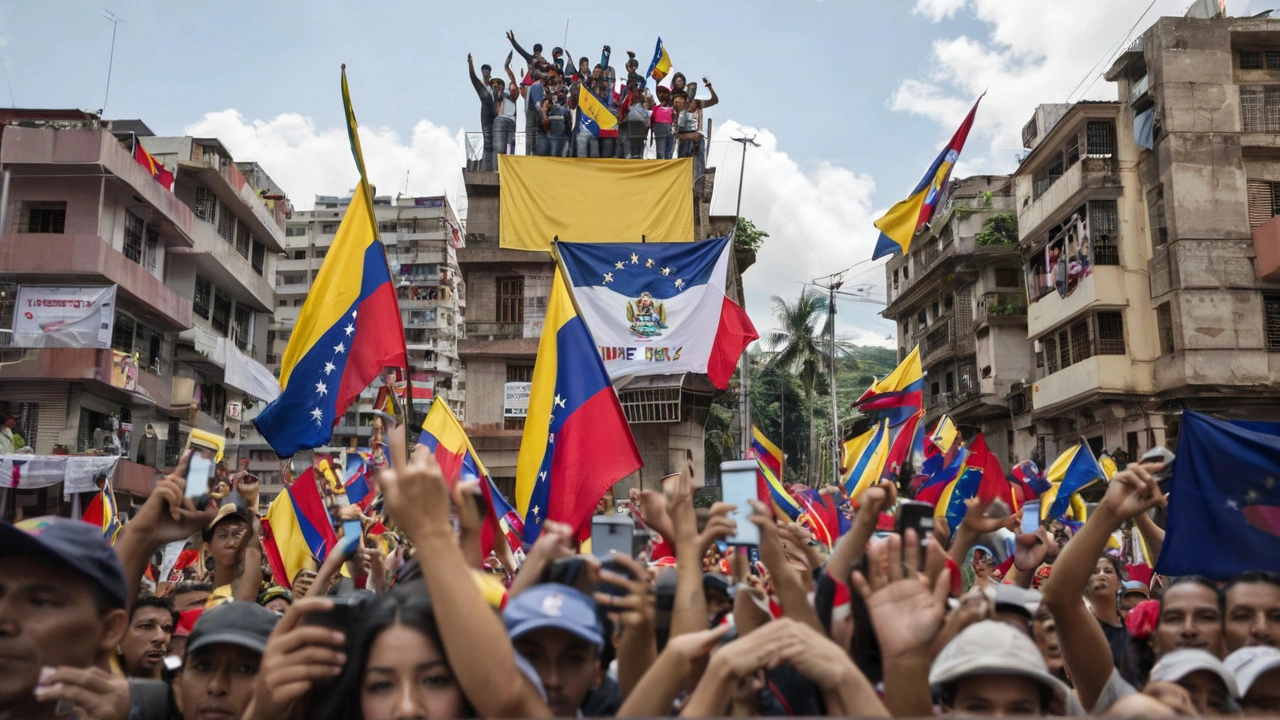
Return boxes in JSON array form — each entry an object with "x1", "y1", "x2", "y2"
[{"x1": 498, "y1": 156, "x2": 695, "y2": 251}]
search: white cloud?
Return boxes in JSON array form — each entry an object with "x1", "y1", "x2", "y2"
[
  {"x1": 707, "y1": 121, "x2": 895, "y2": 349},
  {"x1": 913, "y1": 0, "x2": 970, "y2": 21},
  {"x1": 895, "y1": 0, "x2": 1192, "y2": 172},
  {"x1": 183, "y1": 110, "x2": 465, "y2": 211}
]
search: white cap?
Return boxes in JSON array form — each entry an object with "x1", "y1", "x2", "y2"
[
  {"x1": 929, "y1": 620, "x2": 1069, "y2": 698},
  {"x1": 1149, "y1": 649, "x2": 1239, "y2": 698},
  {"x1": 994, "y1": 585, "x2": 1044, "y2": 620},
  {"x1": 1225, "y1": 646, "x2": 1280, "y2": 697}
]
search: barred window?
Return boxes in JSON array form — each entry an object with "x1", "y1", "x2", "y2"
[
  {"x1": 194, "y1": 275, "x2": 212, "y2": 319},
  {"x1": 235, "y1": 220, "x2": 251, "y2": 258},
  {"x1": 1097, "y1": 311, "x2": 1126, "y2": 355},
  {"x1": 217, "y1": 200, "x2": 233, "y2": 241},
  {"x1": 212, "y1": 289, "x2": 232, "y2": 335},
  {"x1": 21, "y1": 201, "x2": 66, "y2": 233},
  {"x1": 111, "y1": 312, "x2": 135, "y2": 353},
  {"x1": 1085, "y1": 121, "x2": 1116, "y2": 156},
  {"x1": 1266, "y1": 294, "x2": 1280, "y2": 351},
  {"x1": 506, "y1": 364, "x2": 534, "y2": 383},
  {"x1": 194, "y1": 186, "x2": 216, "y2": 223},
  {"x1": 1089, "y1": 199, "x2": 1121, "y2": 265},
  {"x1": 1148, "y1": 186, "x2": 1168, "y2": 246},
  {"x1": 1069, "y1": 319, "x2": 1092, "y2": 364},
  {"x1": 497, "y1": 277, "x2": 525, "y2": 324},
  {"x1": 1241, "y1": 50, "x2": 1264, "y2": 69},
  {"x1": 1157, "y1": 303, "x2": 1175, "y2": 355},
  {"x1": 251, "y1": 241, "x2": 265, "y2": 276},
  {"x1": 1240, "y1": 86, "x2": 1280, "y2": 132},
  {"x1": 123, "y1": 211, "x2": 144, "y2": 265},
  {"x1": 1267, "y1": 50, "x2": 1280, "y2": 69},
  {"x1": 145, "y1": 225, "x2": 159, "y2": 271},
  {"x1": 233, "y1": 304, "x2": 252, "y2": 350},
  {"x1": 1247, "y1": 180, "x2": 1280, "y2": 229}
]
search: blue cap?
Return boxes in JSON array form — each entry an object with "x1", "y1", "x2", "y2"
[
  {"x1": 0, "y1": 516, "x2": 128, "y2": 609},
  {"x1": 503, "y1": 583, "x2": 602, "y2": 647}
]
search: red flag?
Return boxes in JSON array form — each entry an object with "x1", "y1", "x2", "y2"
[
  {"x1": 133, "y1": 141, "x2": 175, "y2": 190},
  {"x1": 706, "y1": 296, "x2": 759, "y2": 390},
  {"x1": 259, "y1": 517, "x2": 291, "y2": 590},
  {"x1": 969, "y1": 434, "x2": 1016, "y2": 509}
]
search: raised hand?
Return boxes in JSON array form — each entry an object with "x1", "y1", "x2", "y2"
[
  {"x1": 379, "y1": 423, "x2": 450, "y2": 536},
  {"x1": 1014, "y1": 526, "x2": 1052, "y2": 571},
  {"x1": 1098, "y1": 462, "x2": 1166, "y2": 523},
  {"x1": 593, "y1": 553, "x2": 655, "y2": 631},
  {"x1": 851, "y1": 530, "x2": 951, "y2": 661},
  {"x1": 450, "y1": 479, "x2": 485, "y2": 534},
  {"x1": 33, "y1": 666, "x2": 130, "y2": 720},
  {"x1": 959, "y1": 496, "x2": 1020, "y2": 536},
  {"x1": 629, "y1": 486, "x2": 675, "y2": 542},
  {"x1": 696, "y1": 502, "x2": 737, "y2": 556},
  {"x1": 129, "y1": 450, "x2": 216, "y2": 545},
  {"x1": 245, "y1": 598, "x2": 346, "y2": 719}
]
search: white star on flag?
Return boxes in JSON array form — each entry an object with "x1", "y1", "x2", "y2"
[
  {"x1": 630, "y1": 252, "x2": 639, "y2": 264},
  {"x1": 532, "y1": 505, "x2": 540, "y2": 517},
  {"x1": 352, "y1": 310, "x2": 358, "y2": 318},
  {"x1": 661, "y1": 267, "x2": 671, "y2": 276},
  {"x1": 1227, "y1": 499, "x2": 1240, "y2": 510},
  {"x1": 315, "y1": 380, "x2": 328, "y2": 396},
  {"x1": 603, "y1": 272, "x2": 613, "y2": 284},
  {"x1": 539, "y1": 471, "x2": 547, "y2": 481},
  {"x1": 554, "y1": 394, "x2": 566, "y2": 408},
  {"x1": 344, "y1": 324, "x2": 354, "y2": 336},
  {"x1": 323, "y1": 361, "x2": 336, "y2": 375},
  {"x1": 645, "y1": 258, "x2": 654, "y2": 268},
  {"x1": 615, "y1": 261, "x2": 624, "y2": 269},
  {"x1": 310, "y1": 407, "x2": 323, "y2": 423},
  {"x1": 334, "y1": 342, "x2": 346, "y2": 354},
  {"x1": 674, "y1": 278, "x2": 685, "y2": 290}
]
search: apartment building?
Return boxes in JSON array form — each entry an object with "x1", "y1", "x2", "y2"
[
  {"x1": 269, "y1": 193, "x2": 466, "y2": 461},
  {"x1": 0, "y1": 110, "x2": 287, "y2": 510},
  {"x1": 458, "y1": 155, "x2": 736, "y2": 495},
  {"x1": 882, "y1": 175, "x2": 1031, "y2": 463}
]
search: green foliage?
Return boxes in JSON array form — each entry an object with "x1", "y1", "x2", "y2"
[
  {"x1": 733, "y1": 217, "x2": 769, "y2": 253},
  {"x1": 951, "y1": 190, "x2": 994, "y2": 220},
  {"x1": 975, "y1": 212, "x2": 1019, "y2": 246}
]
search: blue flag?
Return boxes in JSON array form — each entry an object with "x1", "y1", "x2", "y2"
[{"x1": 1157, "y1": 412, "x2": 1280, "y2": 580}]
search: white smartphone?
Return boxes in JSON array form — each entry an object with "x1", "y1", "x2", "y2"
[
  {"x1": 1021, "y1": 500, "x2": 1042, "y2": 534},
  {"x1": 719, "y1": 460, "x2": 761, "y2": 547},
  {"x1": 186, "y1": 452, "x2": 214, "y2": 499}
]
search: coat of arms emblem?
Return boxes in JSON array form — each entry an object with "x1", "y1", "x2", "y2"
[{"x1": 626, "y1": 292, "x2": 667, "y2": 339}]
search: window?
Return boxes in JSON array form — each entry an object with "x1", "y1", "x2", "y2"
[
  {"x1": 235, "y1": 221, "x2": 251, "y2": 258},
  {"x1": 379, "y1": 222, "x2": 397, "y2": 233},
  {"x1": 314, "y1": 248, "x2": 327, "y2": 260},
  {"x1": 497, "y1": 277, "x2": 525, "y2": 324},
  {"x1": 1085, "y1": 121, "x2": 1116, "y2": 156},
  {"x1": 292, "y1": 250, "x2": 306, "y2": 260},
  {"x1": 995, "y1": 268, "x2": 1021, "y2": 288},
  {"x1": 145, "y1": 225, "x2": 159, "y2": 271},
  {"x1": 945, "y1": 371, "x2": 955, "y2": 393},
  {"x1": 194, "y1": 186, "x2": 216, "y2": 223},
  {"x1": 193, "y1": 275, "x2": 212, "y2": 319},
  {"x1": 20, "y1": 201, "x2": 66, "y2": 233},
  {"x1": 1089, "y1": 199, "x2": 1120, "y2": 265},
  {"x1": 286, "y1": 225, "x2": 307, "y2": 237},
  {"x1": 916, "y1": 309, "x2": 927, "y2": 329},
  {"x1": 1097, "y1": 311, "x2": 1126, "y2": 354},
  {"x1": 233, "y1": 304, "x2": 252, "y2": 350},
  {"x1": 1268, "y1": 50, "x2": 1280, "y2": 69},
  {"x1": 251, "y1": 241, "x2": 265, "y2": 275},
  {"x1": 111, "y1": 312, "x2": 136, "y2": 353},
  {"x1": 211, "y1": 289, "x2": 232, "y2": 335},
  {"x1": 135, "y1": 322, "x2": 163, "y2": 372},
  {"x1": 1247, "y1": 180, "x2": 1280, "y2": 229},
  {"x1": 321, "y1": 223, "x2": 338, "y2": 234},
  {"x1": 507, "y1": 365, "x2": 534, "y2": 383},
  {"x1": 123, "y1": 211, "x2": 144, "y2": 264},
  {"x1": 1240, "y1": 86, "x2": 1280, "y2": 132},
  {"x1": 292, "y1": 299, "x2": 304, "y2": 307},
  {"x1": 1241, "y1": 50, "x2": 1264, "y2": 69},
  {"x1": 1266, "y1": 294, "x2": 1280, "y2": 351},
  {"x1": 1068, "y1": 319, "x2": 1092, "y2": 364},
  {"x1": 1157, "y1": 303, "x2": 1175, "y2": 355},
  {"x1": 217, "y1": 200, "x2": 233, "y2": 241},
  {"x1": 892, "y1": 268, "x2": 899, "y2": 290},
  {"x1": 1147, "y1": 186, "x2": 1168, "y2": 246},
  {"x1": 277, "y1": 299, "x2": 288, "y2": 307}
]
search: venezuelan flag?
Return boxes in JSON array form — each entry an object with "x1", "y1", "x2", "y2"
[
  {"x1": 882, "y1": 409, "x2": 926, "y2": 482},
  {"x1": 916, "y1": 447, "x2": 969, "y2": 506},
  {"x1": 871, "y1": 96, "x2": 983, "y2": 259},
  {"x1": 418, "y1": 399, "x2": 523, "y2": 556},
  {"x1": 934, "y1": 462, "x2": 985, "y2": 531},
  {"x1": 751, "y1": 425, "x2": 784, "y2": 481},
  {"x1": 855, "y1": 346, "x2": 924, "y2": 424},
  {"x1": 758, "y1": 457, "x2": 802, "y2": 522},
  {"x1": 516, "y1": 270, "x2": 641, "y2": 542},
  {"x1": 576, "y1": 84, "x2": 619, "y2": 138},
  {"x1": 845, "y1": 420, "x2": 891, "y2": 500},
  {"x1": 262, "y1": 468, "x2": 338, "y2": 588},
  {"x1": 254, "y1": 67, "x2": 407, "y2": 457},
  {"x1": 646, "y1": 37, "x2": 672, "y2": 82},
  {"x1": 81, "y1": 476, "x2": 122, "y2": 545},
  {"x1": 1041, "y1": 442, "x2": 1107, "y2": 520}
]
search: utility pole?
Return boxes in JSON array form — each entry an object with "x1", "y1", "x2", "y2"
[
  {"x1": 731, "y1": 134, "x2": 760, "y2": 458},
  {"x1": 100, "y1": 11, "x2": 121, "y2": 116},
  {"x1": 826, "y1": 277, "x2": 842, "y2": 489}
]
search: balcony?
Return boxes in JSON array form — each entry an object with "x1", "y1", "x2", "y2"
[
  {"x1": 920, "y1": 319, "x2": 977, "y2": 367},
  {"x1": 276, "y1": 257, "x2": 314, "y2": 272},
  {"x1": 1254, "y1": 214, "x2": 1280, "y2": 282},
  {"x1": 1019, "y1": 157, "x2": 1120, "y2": 244},
  {"x1": 0, "y1": 234, "x2": 191, "y2": 330},
  {"x1": 177, "y1": 161, "x2": 285, "y2": 251},
  {"x1": 1032, "y1": 355, "x2": 1148, "y2": 414},
  {"x1": 927, "y1": 384, "x2": 983, "y2": 413},
  {"x1": 1027, "y1": 266, "x2": 1127, "y2": 338},
  {"x1": 975, "y1": 292, "x2": 1028, "y2": 328},
  {"x1": 169, "y1": 222, "x2": 276, "y2": 312},
  {"x1": 0, "y1": 348, "x2": 172, "y2": 409}
]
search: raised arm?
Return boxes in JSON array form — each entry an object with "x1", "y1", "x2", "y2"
[
  {"x1": 381, "y1": 423, "x2": 551, "y2": 718},
  {"x1": 699, "y1": 76, "x2": 720, "y2": 109},
  {"x1": 1041, "y1": 463, "x2": 1165, "y2": 712},
  {"x1": 1132, "y1": 508, "x2": 1165, "y2": 569},
  {"x1": 826, "y1": 480, "x2": 894, "y2": 589},
  {"x1": 468, "y1": 54, "x2": 485, "y2": 97},
  {"x1": 748, "y1": 499, "x2": 823, "y2": 632},
  {"x1": 615, "y1": 625, "x2": 729, "y2": 718},
  {"x1": 506, "y1": 30, "x2": 534, "y2": 64}
]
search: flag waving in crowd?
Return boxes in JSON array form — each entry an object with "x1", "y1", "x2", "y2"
[{"x1": 254, "y1": 67, "x2": 407, "y2": 457}]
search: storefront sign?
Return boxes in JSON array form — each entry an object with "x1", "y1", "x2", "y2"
[{"x1": 12, "y1": 285, "x2": 116, "y2": 348}]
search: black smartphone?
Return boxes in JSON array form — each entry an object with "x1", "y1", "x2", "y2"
[
  {"x1": 302, "y1": 595, "x2": 364, "y2": 630},
  {"x1": 896, "y1": 500, "x2": 935, "y2": 545}
]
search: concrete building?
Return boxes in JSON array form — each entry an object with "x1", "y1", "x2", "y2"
[
  {"x1": 0, "y1": 110, "x2": 286, "y2": 511},
  {"x1": 458, "y1": 157, "x2": 738, "y2": 497},
  {"x1": 269, "y1": 192, "x2": 466, "y2": 462},
  {"x1": 882, "y1": 175, "x2": 1031, "y2": 464}
]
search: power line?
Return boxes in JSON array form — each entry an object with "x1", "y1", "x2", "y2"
[{"x1": 1065, "y1": 0, "x2": 1160, "y2": 103}]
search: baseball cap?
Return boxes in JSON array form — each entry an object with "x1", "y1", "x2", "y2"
[
  {"x1": 503, "y1": 583, "x2": 602, "y2": 647},
  {"x1": 930, "y1": 620, "x2": 1070, "y2": 699},
  {"x1": 208, "y1": 503, "x2": 251, "y2": 531},
  {"x1": 1149, "y1": 649, "x2": 1239, "y2": 697},
  {"x1": 994, "y1": 585, "x2": 1044, "y2": 622},
  {"x1": 185, "y1": 602, "x2": 279, "y2": 657},
  {"x1": 0, "y1": 516, "x2": 128, "y2": 609},
  {"x1": 1225, "y1": 646, "x2": 1280, "y2": 696},
  {"x1": 1120, "y1": 580, "x2": 1150, "y2": 598}
]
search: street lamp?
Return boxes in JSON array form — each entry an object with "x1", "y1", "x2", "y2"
[{"x1": 731, "y1": 134, "x2": 760, "y2": 459}]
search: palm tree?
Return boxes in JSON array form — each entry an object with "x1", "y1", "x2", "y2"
[{"x1": 765, "y1": 289, "x2": 830, "y2": 482}]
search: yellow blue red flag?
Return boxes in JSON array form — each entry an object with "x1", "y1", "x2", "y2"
[
  {"x1": 872, "y1": 96, "x2": 982, "y2": 259},
  {"x1": 516, "y1": 270, "x2": 641, "y2": 542},
  {"x1": 254, "y1": 67, "x2": 407, "y2": 456},
  {"x1": 576, "y1": 84, "x2": 619, "y2": 138},
  {"x1": 81, "y1": 476, "x2": 122, "y2": 545},
  {"x1": 646, "y1": 37, "x2": 673, "y2": 82},
  {"x1": 1041, "y1": 442, "x2": 1107, "y2": 520}
]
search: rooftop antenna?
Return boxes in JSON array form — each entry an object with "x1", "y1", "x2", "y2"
[
  {"x1": 404, "y1": 170, "x2": 410, "y2": 194},
  {"x1": 100, "y1": 10, "x2": 122, "y2": 116}
]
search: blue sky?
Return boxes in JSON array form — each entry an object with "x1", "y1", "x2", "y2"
[{"x1": 0, "y1": 0, "x2": 1234, "y2": 345}]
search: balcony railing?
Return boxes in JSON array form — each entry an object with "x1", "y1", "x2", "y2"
[
  {"x1": 976, "y1": 292, "x2": 1028, "y2": 326},
  {"x1": 922, "y1": 322, "x2": 952, "y2": 361},
  {"x1": 928, "y1": 384, "x2": 983, "y2": 411}
]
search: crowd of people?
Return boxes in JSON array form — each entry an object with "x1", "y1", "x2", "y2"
[
  {"x1": 4, "y1": 420, "x2": 1280, "y2": 719},
  {"x1": 467, "y1": 32, "x2": 719, "y2": 170}
]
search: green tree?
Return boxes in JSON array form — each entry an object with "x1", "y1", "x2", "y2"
[
  {"x1": 733, "y1": 217, "x2": 769, "y2": 253},
  {"x1": 764, "y1": 289, "x2": 833, "y2": 481}
]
